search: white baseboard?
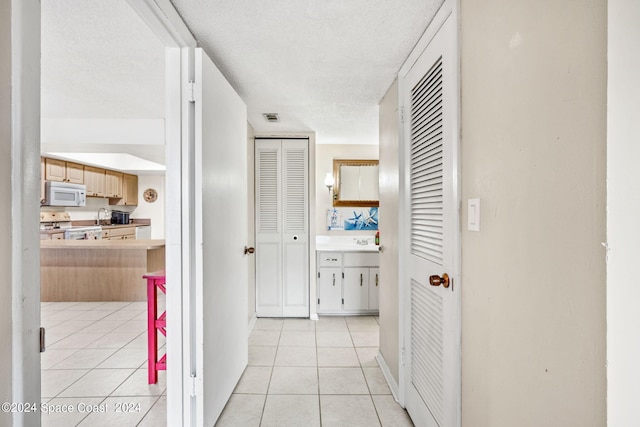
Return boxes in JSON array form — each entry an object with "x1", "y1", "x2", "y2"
[
  {"x1": 248, "y1": 313, "x2": 257, "y2": 336},
  {"x1": 310, "y1": 313, "x2": 319, "y2": 321},
  {"x1": 377, "y1": 351, "x2": 400, "y2": 403}
]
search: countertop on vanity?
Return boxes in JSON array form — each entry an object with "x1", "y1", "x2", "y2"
[{"x1": 316, "y1": 236, "x2": 380, "y2": 252}]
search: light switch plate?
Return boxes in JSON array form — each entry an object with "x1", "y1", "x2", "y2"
[{"x1": 468, "y1": 198, "x2": 480, "y2": 232}]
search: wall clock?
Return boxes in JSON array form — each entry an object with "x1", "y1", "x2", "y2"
[{"x1": 143, "y1": 188, "x2": 158, "y2": 203}]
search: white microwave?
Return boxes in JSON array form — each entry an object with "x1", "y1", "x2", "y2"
[{"x1": 43, "y1": 181, "x2": 86, "y2": 207}]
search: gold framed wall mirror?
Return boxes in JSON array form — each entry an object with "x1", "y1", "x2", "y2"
[{"x1": 332, "y1": 159, "x2": 379, "y2": 207}]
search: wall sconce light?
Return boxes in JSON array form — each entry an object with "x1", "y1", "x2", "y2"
[{"x1": 324, "y1": 173, "x2": 335, "y2": 193}]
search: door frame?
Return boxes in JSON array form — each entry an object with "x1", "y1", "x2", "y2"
[
  {"x1": 397, "y1": 0, "x2": 461, "y2": 423},
  {"x1": 125, "y1": 1, "x2": 196, "y2": 425}
]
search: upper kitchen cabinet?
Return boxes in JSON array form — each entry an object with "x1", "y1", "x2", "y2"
[
  {"x1": 109, "y1": 173, "x2": 138, "y2": 206},
  {"x1": 84, "y1": 166, "x2": 106, "y2": 197},
  {"x1": 105, "y1": 170, "x2": 123, "y2": 198},
  {"x1": 45, "y1": 158, "x2": 84, "y2": 184}
]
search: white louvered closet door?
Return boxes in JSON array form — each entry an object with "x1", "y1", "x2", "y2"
[
  {"x1": 401, "y1": 5, "x2": 460, "y2": 427},
  {"x1": 255, "y1": 139, "x2": 309, "y2": 317}
]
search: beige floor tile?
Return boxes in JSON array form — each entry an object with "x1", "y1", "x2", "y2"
[
  {"x1": 363, "y1": 367, "x2": 391, "y2": 394},
  {"x1": 52, "y1": 348, "x2": 118, "y2": 369},
  {"x1": 122, "y1": 332, "x2": 148, "y2": 349},
  {"x1": 261, "y1": 394, "x2": 320, "y2": 427},
  {"x1": 84, "y1": 332, "x2": 141, "y2": 349},
  {"x1": 268, "y1": 367, "x2": 318, "y2": 394},
  {"x1": 69, "y1": 310, "x2": 113, "y2": 321},
  {"x1": 317, "y1": 347, "x2": 360, "y2": 367},
  {"x1": 356, "y1": 347, "x2": 380, "y2": 367},
  {"x1": 137, "y1": 395, "x2": 166, "y2": 427},
  {"x1": 97, "y1": 347, "x2": 147, "y2": 369},
  {"x1": 249, "y1": 329, "x2": 281, "y2": 346},
  {"x1": 40, "y1": 397, "x2": 103, "y2": 427},
  {"x1": 111, "y1": 319, "x2": 147, "y2": 334},
  {"x1": 101, "y1": 309, "x2": 144, "y2": 322},
  {"x1": 316, "y1": 316, "x2": 348, "y2": 332},
  {"x1": 45, "y1": 332, "x2": 72, "y2": 346},
  {"x1": 282, "y1": 318, "x2": 316, "y2": 331},
  {"x1": 111, "y1": 368, "x2": 166, "y2": 396},
  {"x1": 84, "y1": 320, "x2": 127, "y2": 334},
  {"x1": 233, "y1": 366, "x2": 272, "y2": 394},
  {"x1": 346, "y1": 316, "x2": 379, "y2": 331},
  {"x1": 254, "y1": 318, "x2": 284, "y2": 330},
  {"x1": 41, "y1": 349, "x2": 79, "y2": 369},
  {"x1": 372, "y1": 395, "x2": 414, "y2": 426},
  {"x1": 47, "y1": 320, "x2": 97, "y2": 334},
  {"x1": 248, "y1": 345, "x2": 277, "y2": 366},
  {"x1": 215, "y1": 394, "x2": 265, "y2": 427},
  {"x1": 279, "y1": 330, "x2": 316, "y2": 347},
  {"x1": 77, "y1": 396, "x2": 157, "y2": 427},
  {"x1": 47, "y1": 333, "x2": 104, "y2": 350},
  {"x1": 67, "y1": 302, "x2": 110, "y2": 311},
  {"x1": 319, "y1": 367, "x2": 369, "y2": 395},
  {"x1": 41, "y1": 369, "x2": 89, "y2": 398},
  {"x1": 95, "y1": 302, "x2": 134, "y2": 310},
  {"x1": 59, "y1": 368, "x2": 135, "y2": 398},
  {"x1": 316, "y1": 330, "x2": 353, "y2": 347},
  {"x1": 274, "y1": 346, "x2": 317, "y2": 367},
  {"x1": 320, "y1": 395, "x2": 381, "y2": 427},
  {"x1": 350, "y1": 331, "x2": 379, "y2": 347}
]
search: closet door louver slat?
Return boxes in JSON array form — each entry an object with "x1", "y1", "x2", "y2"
[
  {"x1": 410, "y1": 57, "x2": 444, "y2": 266},
  {"x1": 257, "y1": 148, "x2": 280, "y2": 234}
]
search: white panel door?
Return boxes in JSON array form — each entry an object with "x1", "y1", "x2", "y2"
[
  {"x1": 194, "y1": 48, "x2": 248, "y2": 426},
  {"x1": 255, "y1": 138, "x2": 309, "y2": 317},
  {"x1": 255, "y1": 140, "x2": 283, "y2": 317},
  {"x1": 282, "y1": 140, "x2": 309, "y2": 317},
  {"x1": 401, "y1": 7, "x2": 460, "y2": 427},
  {"x1": 318, "y1": 267, "x2": 343, "y2": 312}
]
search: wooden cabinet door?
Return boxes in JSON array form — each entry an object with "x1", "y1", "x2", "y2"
[
  {"x1": 122, "y1": 173, "x2": 138, "y2": 205},
  {"x1": 343, "y1": 267, "x2": 369, "y2": 311},
  {"x1": 85, "y1": 166, "x2": 106, "y2": 197},
  {"x1": 40, "y1": 157, "x2": 45, "y2": 203},
  {"x1": 105, "y1": 170, "x2": 123, "y2": 198},
  {"x1": 45, "y1": 158, "x2": 66, "y2": 182},
  {"x1": 317, "y1": 267, "x2": 343, "y2": 313},
  {"x1": 368, "y1": 268, "x2": 380, "y2": 310},
  {"x1": 65, "y1": 162, "x2": 84, "y2": 184}
]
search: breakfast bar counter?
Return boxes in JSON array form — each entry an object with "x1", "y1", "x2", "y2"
[{"x1": 40, "y1": 239, "x2": 165, "y2": 302}]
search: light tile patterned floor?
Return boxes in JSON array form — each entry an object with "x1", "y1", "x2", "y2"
[
  {"x1": 40, "y1": 301, "x2": 166, "y2": 427},
  {"x1": 41, "y1": 303, "x2": 413, "y2": 427},
  {"x1": 216, "y1": 316, "x2": 414, "y2": 427}
]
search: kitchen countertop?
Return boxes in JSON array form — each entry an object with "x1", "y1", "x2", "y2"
[
  {"x1": 40, "y1": 239, "x2": 165, "y2": 250},
  {"x1": 316, "y1": 236, "x2": 380, "y2": 252}
]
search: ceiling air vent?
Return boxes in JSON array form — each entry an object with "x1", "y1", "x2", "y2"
[{"x1": 263, "y1": 113, "x2": 279, "y2": 123}]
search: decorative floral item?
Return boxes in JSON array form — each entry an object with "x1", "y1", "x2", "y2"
[{"x1": 143, "y1": 188, "x2": 158, "y2": 203}]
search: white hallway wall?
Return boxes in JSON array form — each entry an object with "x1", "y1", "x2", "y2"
[{"x1": 607, "y1": 0, "x2": 640, "y2": 425}]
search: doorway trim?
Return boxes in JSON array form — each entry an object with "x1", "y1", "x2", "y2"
[{"x1": 125, "y1": 1, "x2": 196, "y2": 425}]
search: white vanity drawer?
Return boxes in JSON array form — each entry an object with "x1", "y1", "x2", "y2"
[
  {"x1": 343, "y1": 252, "x2": 379, "y2": 267},
  {"x1": 319, "y1": 252, "x2": 343, "y2": 267}
]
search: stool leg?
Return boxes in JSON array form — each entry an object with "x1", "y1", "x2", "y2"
[{"x1": 147, "y1": 278, "x2": 157, "y2": 384}]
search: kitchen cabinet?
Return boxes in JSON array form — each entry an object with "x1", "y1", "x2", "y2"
[
  {"x1": 112, "y1": 173, "x2": 138, "y2": 206},
  {"x1": 84, "y1": 166, "x2": 106, "y2": 197},
  {"x1": 102, "y1": 226, "x2": 136, "y2": 240},
  {"x1": 316, "y1": 250, "x2": 379, "y2": 314},
  {"x1": 105, "y1": 170, "x2": 123, "y2": 198},
  {"x1": 40, "y1": 157, "x2": 45, "y2": 203},
  {"x1": 45, "y1": 158, "x2": 84, "y2": 184}
]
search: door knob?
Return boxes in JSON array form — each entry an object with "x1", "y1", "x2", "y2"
[
  {"x1": 429, "y1": 273, "x2": 450, "y2": 288},
  {"x1": 244, "y1": 246, "x2": 255, "y2": 255}
]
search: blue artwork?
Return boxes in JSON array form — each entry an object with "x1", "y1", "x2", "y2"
[
  {"x1": 344, "y1": 208, "x2": 379, "y2": 230},
  {"x1": 327, "y1": 208, "x2": 344, "y2": 230}
]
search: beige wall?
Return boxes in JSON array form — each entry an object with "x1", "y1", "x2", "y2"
[
  {"x1": 460, "y1": 1, "x2": 607, "y2": 426},
  {"x1": 0, "y1": 1, "x2": 12, "y2": 421},
  {"x1": 315, "y1": 144, "x2": 378, "y2": 236},
  {"x1": 247, "y1": 123, "x2": 256, "y2": 321},
  {"x1": 607, "y1": 1, "x2": 640, "y2": 425},
  {"x1": 378, "y1": 80, "x2": 400, "y2": 386}
]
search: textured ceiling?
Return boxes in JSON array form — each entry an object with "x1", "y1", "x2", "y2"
[
  {"x1": 41, "y1": 0, "x2": 444, "y2": 146},
  {"x1": 170, "y1": 0, "x2": 444, "y2": 144},
  {"x1": 41, "y1": 0, "x2": 165, "y2": 119}
]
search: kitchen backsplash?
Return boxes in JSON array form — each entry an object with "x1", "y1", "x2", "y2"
[{"x1": 40, "y1": 197, "x2": 136, "y2": 221}]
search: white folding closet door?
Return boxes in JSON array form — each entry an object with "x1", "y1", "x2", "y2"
[{"x1": 256, "y1": 139, "x2": 309, "y2": 317}]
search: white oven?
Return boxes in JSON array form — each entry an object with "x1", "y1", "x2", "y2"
[{"x1": 43, "y1": 181, "x2": 86, "y2": 207}]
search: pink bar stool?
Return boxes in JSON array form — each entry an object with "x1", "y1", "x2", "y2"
[{"x1": 143, "y1": 270, "x2": 166, "y2": 384}]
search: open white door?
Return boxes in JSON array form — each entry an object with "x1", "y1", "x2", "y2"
[
  {"x1": 400, "y1": 4, "x2": 460, "y2": 427},
  {"x1": 193, "y1": 47, "x2": 248, "y2": 425}
]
